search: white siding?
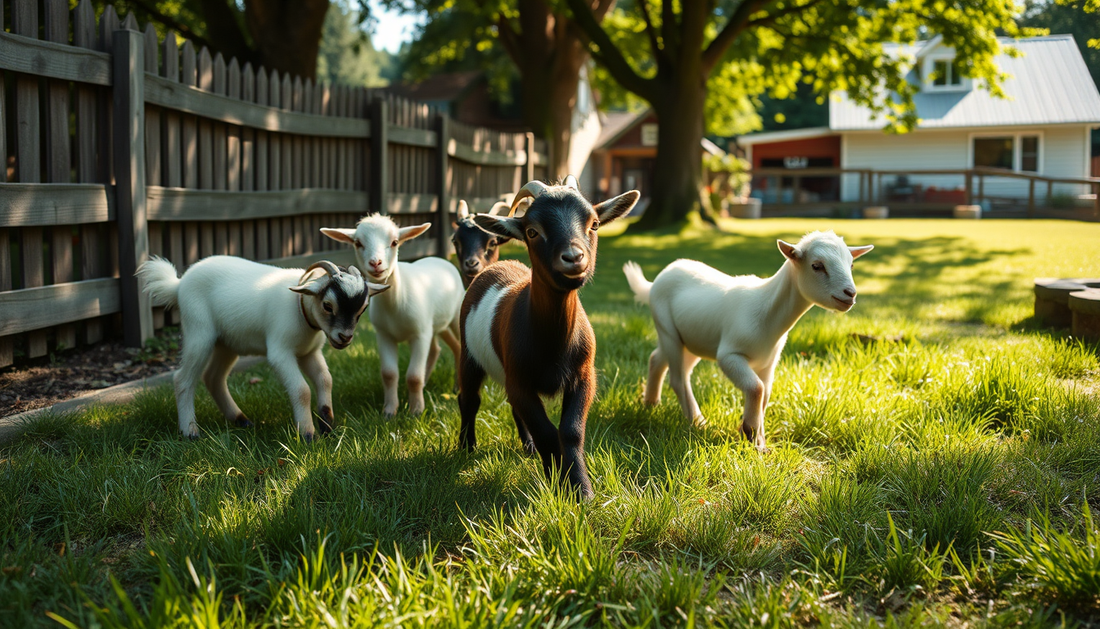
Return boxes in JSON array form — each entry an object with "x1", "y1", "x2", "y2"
[{"x1": 841, "y1": 125, "x2": 1091, "y2": 202}]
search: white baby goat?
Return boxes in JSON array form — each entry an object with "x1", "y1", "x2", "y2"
[
  {"x1": 623, "y1": 231, "x2": 873, "y2": 451},
  {"x1": 137, "y1": 256, "x2": 388, "y2": 439},
  {"x1": 321, "y1": 215, "x2": 464, "y2": 416}
]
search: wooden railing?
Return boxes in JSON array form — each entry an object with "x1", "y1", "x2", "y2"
[
  {"x1": 0, "y1": 0, "x2": 548, "y2": 369},
  {"x1": 749, "y1": 167, "x2": 1100, "y2": 217}
]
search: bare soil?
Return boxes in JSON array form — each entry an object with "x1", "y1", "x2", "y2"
[{"x1": 0, "y1": 331, "x2": 180, "y2": 418}]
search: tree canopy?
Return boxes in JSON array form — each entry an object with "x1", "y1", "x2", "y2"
[{"x1": 565, "y1": 0, "x2": 1041, "y2": 229}]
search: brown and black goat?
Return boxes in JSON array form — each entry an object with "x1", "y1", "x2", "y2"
[
  {"x1": 459, "y1": 176, "x2": 640, "y2": 499},
  {"x1": 450, "y1": 200, "x2": 512, "y2": 288}
]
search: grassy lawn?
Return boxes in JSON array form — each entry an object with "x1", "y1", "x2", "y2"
[{"x1": 3, "y1": 218, "x2": 1100, "y2": 627}]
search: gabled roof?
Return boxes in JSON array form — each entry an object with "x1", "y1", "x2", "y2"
[
  {"x1": 596, "y1": 109, "x2": 652, "y2": 149},
  {"x1": 736, "y1": 126, "x2": 834, "y2": 146},
  {"x1": 830, "y1": 35, "x2": 1100, "y2": 130}
]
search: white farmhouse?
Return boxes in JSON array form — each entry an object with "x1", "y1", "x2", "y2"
[{"x1": 738, "y1": 35, "x2": 1100, "y2": 212}]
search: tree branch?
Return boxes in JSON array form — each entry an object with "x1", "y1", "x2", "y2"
[
  {"x1": 637, "y1": 0, "x2": 663, "y2": 60},
  {"x1": 701, "y1": 0, "x2": 770, "y2": 74},
  {"x1": 661, "y1": 0, "x2": 678, "y2": 58},
  {"x1": 496, "y1": 15, "x2": 523, "y2": 67},
  {"x1": 564, "y1": 0, "x2": 656, "y2": 99},
  {"x1": 746, "y1": 0, "x2": 828, "y2": 31}
]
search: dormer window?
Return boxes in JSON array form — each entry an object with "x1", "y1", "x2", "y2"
[
  {"x1": 925, "y1": 55, "x2": 969, "y2": 92},
  {"x1": 932, "y1": 60, "x2": 961, "y2": 87}
]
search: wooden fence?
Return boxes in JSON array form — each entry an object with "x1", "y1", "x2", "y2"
[{"x1": 0, "y1": 0, "x2": 548, "y2": 369}]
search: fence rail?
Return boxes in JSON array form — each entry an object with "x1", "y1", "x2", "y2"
[
  {"x1": 0, "y1": 0, "x2": 548, "y2": 368},
  {"x1": 749, "y1": 167, "x2": 1100, "y2": 218}
]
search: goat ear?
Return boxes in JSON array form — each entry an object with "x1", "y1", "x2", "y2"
[
  {"x1": 473, "y1": 214, "x2": 524, "y2": 241},
  {"x1": 777, "y1": 240, "x2": 801, "y2": 261},
  {"x1": 849, "y1": 244, "x2": 874, "y2": 260},
  {"x1": 456, "y1": 200, "x2": 469, "y2": 220},
  {"x1": 366, "y1": 282, "x2": 391, "y2": 297},
  {"x1": 290, "y1": 281, "x2": 324, "y2": 296},
  {"x1": 321, "y1": 228, "x2": 356, "y2": 245},
  {"x1": 398, "y1": 223, "x2": 432, "y2": 244},
  {"x1": 594, "y1": 190, "x2": 640, "y2": 225}
]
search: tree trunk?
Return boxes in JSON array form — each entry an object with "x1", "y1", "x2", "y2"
[
  {"x1": 518, "y1": 40, "x2": 585, "y2": 181},
  {"x1": 632, "y1": 81, "x2": 709, "y2": 230},
  {"x1": 244, "y1": 0, "x2": 330, "y2": 79}
]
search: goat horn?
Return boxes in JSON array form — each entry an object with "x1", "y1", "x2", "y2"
[
  {"x1": 564, "y1": 175, "x2": 578, "y2": 190},
  {"x1": 304, "y1": 260, "x2": 341, "y2": 280},
  {"x1": 457, "y1": 199, "x2": 469, "y2": 220},
  {"x1": 508, "y1": 180, "x2": 549, "y2": 217},
  {"x1": 488, "y1": 201, "x2": 510, "y2": 216}
]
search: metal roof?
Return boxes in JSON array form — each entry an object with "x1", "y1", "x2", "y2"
[{"x1": 830, "y1": 35, "x2": 1100, "y2": 131}]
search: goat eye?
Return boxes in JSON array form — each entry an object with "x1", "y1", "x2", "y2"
[
  {"x1": 590, "y1": 220, "x2": 600, "y2": 232},
  {"x1": 354, "y1": 242, "x2": 363, "y2": 249},
  {"x1": 525, "y1": 228, "x2": 538, "y2": 240},
  {"x1": 322, "y1": 302, "x2": 334, "y2": 314},
  {"x1": 391, "y1": 239, "x2": 398, "y2": 248},
  {"x1": 812, "y1": 262, "x2": 825, "y2": 272}
]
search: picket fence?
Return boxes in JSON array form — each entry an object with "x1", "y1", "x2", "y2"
[{"x1": 0, "y1": 0, "x2": 548, "y2": 368}]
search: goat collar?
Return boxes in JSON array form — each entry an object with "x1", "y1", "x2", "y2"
[{"x1": 299, "y1": 295, "x2": 321, "y2": 331}]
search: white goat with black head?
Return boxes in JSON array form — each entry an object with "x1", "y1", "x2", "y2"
[
  {"x1": 136, "y1": 256, "x2": 387, "y2": 439},
  {"x1": 322, "y1": 216, "x2": 464, "y2": 416},
  {"x1": 460, "y1": 176, "x2": 640, "y2": 500},
  {"x1": 623, "y1": 231, "x2": 873, "y2": 451}
]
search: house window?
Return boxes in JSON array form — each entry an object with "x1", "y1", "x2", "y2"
[
  {"x1": 973, "y1": 137, "x2": 1014, "y2": 170},
  {"x1": 932, "y1": 59, "x2": 962, "y2": 87},
  {"x1": 1021, "y1": 136, "x2": 1039, "y2": 172},
  {"x1": 971, "y1": 134, "x2": 1042, "y2": 173}
]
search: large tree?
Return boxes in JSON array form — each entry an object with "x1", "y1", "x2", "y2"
[
  {"x1": 566, "y1": 0, "x2": 1036, "y2": 229},
  {"x1": 395, "y1": 0, "x2": 615, "y2": 179}
]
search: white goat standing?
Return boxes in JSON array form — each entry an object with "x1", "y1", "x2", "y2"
[
  {"x1": 322, "y1": 216, "x2": 464, "y2": 416},
  {"x1": 623, "y1": 231, "x2": 873, "y2": 450},
  {"x1": 136, "y1": 256, "x2": 388, "y2": 439}
]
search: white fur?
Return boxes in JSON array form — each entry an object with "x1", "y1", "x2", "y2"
[
  {"x1": 136, "y1": 255, "x2": 379, "y2": 439},
  {"x1": 464, "y1": 283, "x2": 509, "y2": 384},
  {"x1": 321, "y1": 215, "x2": 464, "y2": 416},
  {"x1": 623, "y1": 231, "x2": 873, "y2": 450}
]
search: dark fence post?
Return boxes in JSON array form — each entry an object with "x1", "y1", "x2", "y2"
[
  {"x1": 113, "y1": 28, "x2": 153, "y2": 346},
  {"x1": 524, "y1": 132, "x2": 536, "y2": 183},
  {"x1": 369, "y1": 98, "x2": 388, "y2": 215},
  {"x1": 435, "y1": 112, "x2": 450, "y2": 256}
]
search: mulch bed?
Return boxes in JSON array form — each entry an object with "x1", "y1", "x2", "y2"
[{"x1": 0, "y1": 330, "x2": 181, "y2": 419}]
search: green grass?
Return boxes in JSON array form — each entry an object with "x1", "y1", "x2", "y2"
[{"x1": 3, "y1": 218, "x2": 1100, "y2": 627}]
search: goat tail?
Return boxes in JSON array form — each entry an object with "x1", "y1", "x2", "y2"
[
  {"x1": 136, "y1": 256, "x2": 181, "y2": 309},
  {"x1": 622, "y1": 261, "x2": 652, "y2": 306}
]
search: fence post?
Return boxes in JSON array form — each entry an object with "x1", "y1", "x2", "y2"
[
  {"x1": 370, "y1": 98, "x2": 389, "y2": 215},
  {"x1": 435, "y1": 112, "x2": 451, "y2": 256},
  {"x1": 524, "y1": 132, "x2": 536, "y2": 183},
  {"x1": 1028, "y1": 178, "x2": 1035, "y2": 218},
  {"x1": 113, "y1": 28, "x2": 153, "y2": 347}
]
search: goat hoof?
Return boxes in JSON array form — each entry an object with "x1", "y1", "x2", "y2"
[
  {"x1": 182, "y1": 432, "x2": 200, "y2": 441},
  {"x1": 755, "y1": 445, "x2": 771, "y2": 454},
  {"x1": 234, "y1": 414, "x2": 253, "y2": 428},
  {"x1": 318, "y1": 406, "x2": 334, "y2": 434},
  {"x1": 691, "y1": 415, "x2": 707, "y2": 428},
  {"x1": 301, "y1": 432, "x2": 317, "y2": 443},
  {"x1": 520, "y1": 440, "x2": 537, "y2": 456}
]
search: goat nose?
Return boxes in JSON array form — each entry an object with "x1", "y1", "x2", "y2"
[
  {"x1": 337, "y1": 332, "x2": 352, "y2": 343},
  {"x1": 369, "y1": 259, "x2": 382, "y2": 269},
  {"x1": 561, "y1": 250, "x2": 586, "y2": 265},
  {"x1": 464, "y1": 258, "x2": 479, "y2": 268},
  {"x1": 844, "y1": 288, "x2": 856, "y2": 298}
]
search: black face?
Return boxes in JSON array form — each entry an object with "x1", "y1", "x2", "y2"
[
  {"x1": 520, "y1": 191, "x2": 601, "y2": 292},
  {"x1": 452, "y1": 217, "x2": 506, "y2": 288},
  {"x1": 318, "y1": 266, "x2": 369, "y2": 349}
]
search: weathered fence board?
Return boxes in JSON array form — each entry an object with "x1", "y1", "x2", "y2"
[{"x1": 0, "y1": 0, "x2": 547, "y2": 369}]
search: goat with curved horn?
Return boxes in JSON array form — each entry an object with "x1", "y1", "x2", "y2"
[{"x1": 508, "y1": 180, "x2": 550, "y2": 216}]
